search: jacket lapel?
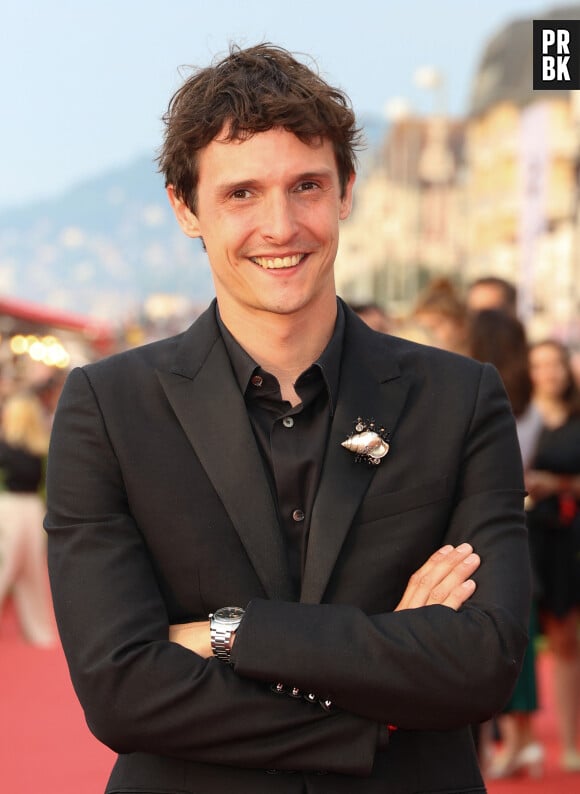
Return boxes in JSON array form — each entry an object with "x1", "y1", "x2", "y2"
[
  {"x1": 301, "y1": 310, "x2": 412, "y2": 603},
  {"x1": 156, "y1": 304, "x2": 294, "y2": 601}
]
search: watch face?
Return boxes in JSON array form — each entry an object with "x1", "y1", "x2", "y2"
[{"x1": 214, "y1": 606, "x2": 245, "y2": 623}]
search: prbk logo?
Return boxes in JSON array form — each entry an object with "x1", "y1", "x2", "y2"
[{"x1": 533, "y1": 20, "x2": 580, "y2": 89}]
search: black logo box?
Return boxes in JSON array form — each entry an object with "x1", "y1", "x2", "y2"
[{"x1": 533, "y1": 19, "x2": 580, "y2": 90}]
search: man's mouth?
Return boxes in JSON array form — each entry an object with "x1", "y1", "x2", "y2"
[{"x1": 250, "y1": 254, "x2": 304, "y2": 270}]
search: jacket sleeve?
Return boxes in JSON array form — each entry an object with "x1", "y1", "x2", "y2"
[
  {"x1": 231, "y1": 363, "x2": 532, "y2": 729},
  {"x1": 45, "y1": 366, "x2": 380, "y2": 775}
]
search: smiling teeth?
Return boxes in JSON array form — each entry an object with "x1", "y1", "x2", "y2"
[{"x1": 252, "y1": 254, "x2": 302, "y2": 269}]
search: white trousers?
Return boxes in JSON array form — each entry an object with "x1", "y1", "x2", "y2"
[{"x1": 0, "y1": 492, "x2": 56, "y2": 646}]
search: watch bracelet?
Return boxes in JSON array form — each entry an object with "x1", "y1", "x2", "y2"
[{"x1": 210, "y1": 626, "x2": 234, "y2": 661}]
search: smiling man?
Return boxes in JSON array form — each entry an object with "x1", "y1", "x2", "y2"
[{"x1": 45, "y1": 44, "x2": 530, "y2": 793}]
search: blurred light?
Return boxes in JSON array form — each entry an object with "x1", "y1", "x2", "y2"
[
  {"x1": 43, "y1": 341, "x2": 69, "y2": 367},
  {"x1": 8, "y1": 332, "x2": 71, "y2": 370},
  {"x1": 54, "y1": 353, "x2": 70, "y2": 369},
  {"x1": 29, "y1": 341, "x2": 46, "y2": 361},
  {"x1": 10, "y1": 334, "x2": 28, "y2": 355}
]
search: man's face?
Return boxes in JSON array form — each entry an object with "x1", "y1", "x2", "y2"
[{"x1": 168, "y1": 127, "x2": 354, "y2": 322}]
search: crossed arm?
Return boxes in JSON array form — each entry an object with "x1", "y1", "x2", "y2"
[{"x1": 169, "y1": 542, "x2": 481, "y2": 656}]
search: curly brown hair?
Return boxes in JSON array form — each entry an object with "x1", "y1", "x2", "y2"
[{"x1": 157, "y1": 43, "x2": 362, "y2": 213}]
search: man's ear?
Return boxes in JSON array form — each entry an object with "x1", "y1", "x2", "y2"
[
  {"x1": 339, "y1": 171, "x2": 356, "y2": 221},
  {"x1": 166, "y1": 186, "x2": 202, "y2": 238}
]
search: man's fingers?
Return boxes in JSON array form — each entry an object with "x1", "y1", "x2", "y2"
[
  {"x1": 426, "y1": 552, "x2": 480, "y2": 606},
  {"x1": 441, "y1": 578, "x2": 477, "y2": 611},
  {"x1": 394, "y1": 543, "x2": 480, "y2": 611},
  {"x1": 409, "y1": 543, "x2": 476, "y2": 596}
]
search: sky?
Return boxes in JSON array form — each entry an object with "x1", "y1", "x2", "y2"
[{"x1": 1, "y1": 0, "x2": 559, "y2": 212}]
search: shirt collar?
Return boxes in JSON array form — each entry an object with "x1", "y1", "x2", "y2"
[{"x1": 216, "y1": 301, "x2": 344, "y2": 416}]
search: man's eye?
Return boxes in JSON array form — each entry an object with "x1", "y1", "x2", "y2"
[
  {"x1": 296, "y1": 181, "x2": 318, "y2": 192},
  {"x1": 231, "y1": 189, "x2": 251, "y2": 199}
]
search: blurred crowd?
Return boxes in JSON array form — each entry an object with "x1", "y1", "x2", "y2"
[{"x1": 353, "y1": 275, "x2": 580, "y2": 779}]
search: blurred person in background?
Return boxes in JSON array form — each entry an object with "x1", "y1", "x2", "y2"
[
  {"x1": 389, "y1": 319, "x2": 436, "y2": 347},
  {"x1": 0, "y1": 391, "x2": 55, "y2": 646},
  {"x1": 466, "y1": 276, "x2": 517, "y2": 317},
  {"x1": 412, "y1": 277, "x2": 468, "y2": 354},
  {"x1": 468, "y1": 310, "x2": 543, "y2": 779},
  {"x1": 348, "y1": 301, "x2": 391, "y2": 334},
  {"x1": 527, "y1": 339, "x2": 580, "y2": 772},
  {"x1": 350, "y1": 301, "x2": 436, "y2": 346},
  {"x1": 34, "y1": 371, "x2": 67, "y2": 429}
]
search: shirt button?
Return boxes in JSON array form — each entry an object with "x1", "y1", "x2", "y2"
[
  {"x1": 292, "y1": 509, "x2": 305, "y2": 522},
  {"x1": 282, "y1": 416, "x2": 294, "y2": 428},
  {"x1": 250, "y1": 374, "x2": 263, "y2": 388}
]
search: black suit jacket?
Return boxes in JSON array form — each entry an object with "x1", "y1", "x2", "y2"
[{"x1": 45, "y1": 301, "x2": 530, "y2": 793}]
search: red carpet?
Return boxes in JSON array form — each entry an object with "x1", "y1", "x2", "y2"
[
  {"x1": 487, "y1": 648, "x2": 580, "y2": 794},
  {"x1": 0, "y1": 600, "x2": 114, "y2": 793},
  {"x1": 1, "y1": 597, "x2": 578, "y2": 793}
]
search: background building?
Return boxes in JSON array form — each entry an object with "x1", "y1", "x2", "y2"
[
  {"x1": 336, "y1": 109, "x2": 466, "y2": 320},
  {"x1": 464, "y1": 4, "x2": 580, "y2": 342},
  {"x1": 337, "y1": 4, "x2": 580, "y2": 345}
]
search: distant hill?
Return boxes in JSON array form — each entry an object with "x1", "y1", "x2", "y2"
[
  {"x1": 0, "y1": 156, "x2": 214, "y2": 321},
  {"x1": 0, "y1": 116, "x2": 385, "y2": 321}
]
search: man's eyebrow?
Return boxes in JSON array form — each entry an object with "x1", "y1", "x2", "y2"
[
  {"x1": 294, "y1": 169, "x2": 335, "y2": 182},
  {"x1": 214, "y1": 178, "x2": 261, "y2": 195},
  {"x1": 215, "y1": 170, "x2": 335, "y2": 194}
]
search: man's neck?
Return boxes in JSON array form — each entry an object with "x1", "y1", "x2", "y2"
[{"x1": 218, "y1": 299, "x2": 338, "y2": 405}]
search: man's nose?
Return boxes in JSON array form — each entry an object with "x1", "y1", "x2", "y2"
[{"x1": 261, "y1": 192, "x2": 297, "y2": 242}]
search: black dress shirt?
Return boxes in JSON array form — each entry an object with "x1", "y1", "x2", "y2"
[{"x1": 218, "y1": 303, "x2": 344, "y2": 596}]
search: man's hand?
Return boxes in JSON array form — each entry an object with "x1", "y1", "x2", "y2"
[
  {"x1": 169, "y1": 620, "x2": 212, "y2": 657},
  {"x1": 394, "y1": 543, "x2": 480, "y2": 612}
]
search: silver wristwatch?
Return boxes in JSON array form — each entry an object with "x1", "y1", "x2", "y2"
[{"x1": 209, "y1": 606, "x2": 245, "y2": 663}]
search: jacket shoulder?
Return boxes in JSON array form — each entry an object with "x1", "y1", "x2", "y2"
[{"x1": 78, "y1": 302, "x2": 219, "y2": 385}]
